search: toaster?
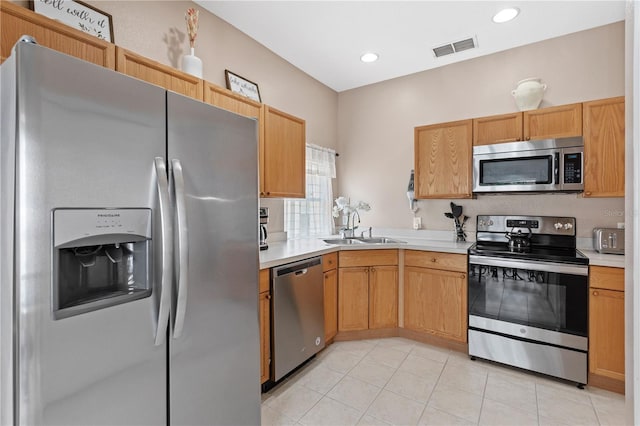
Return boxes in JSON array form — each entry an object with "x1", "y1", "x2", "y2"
[{"x1": 593, "y1": 228, "x2": 625, "y2": 254}]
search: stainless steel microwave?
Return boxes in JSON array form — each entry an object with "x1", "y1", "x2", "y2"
[{"x1": 473, "y1": 137, "x2": 584, "y2": 194}]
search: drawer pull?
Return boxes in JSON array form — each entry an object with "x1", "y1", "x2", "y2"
[
  {"x1": 593, "y1": 291, "x2": 599, "y2": 296},
  {"x1": 431, "y1": 258, "x2": 436, "y2": 262}
]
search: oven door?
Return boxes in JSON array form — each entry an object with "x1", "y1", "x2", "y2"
[
  {"x1": 473, "y1": 147, "x2": 558, "y2": 193},
  {"x1": 468, "y1": 255, "x2": 588, "y2": 350}
]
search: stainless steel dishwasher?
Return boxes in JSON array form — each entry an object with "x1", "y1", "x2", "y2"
[{"x1": 272, "y1": 256, "x2": 325, "y2": 381}]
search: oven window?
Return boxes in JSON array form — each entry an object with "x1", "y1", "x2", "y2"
[
  {"x1": 480, "y1": 156, "x2": 552, "y2": 186},
  {"x1": 468, "y1": 263, "x2": 587, "y2": 336}
]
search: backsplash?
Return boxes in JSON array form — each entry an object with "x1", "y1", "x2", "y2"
[
  {"x1": 408, "y1": 194, "x2": 624, "y2": 239},
  {"x1": 258, "y1": 194, "x2": 624, "y2": 240}
]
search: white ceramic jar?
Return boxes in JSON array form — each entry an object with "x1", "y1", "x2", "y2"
[
  {"x1": 511, "y1": 78, "x2": 547, "y2": 111},
  {"x1": 182, "y1": 47, "x2": 203, "y2": 78}
]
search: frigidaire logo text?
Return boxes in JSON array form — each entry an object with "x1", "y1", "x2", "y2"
[{"x1": 97, "y1": 213, "x2": 120, "y2": 217}]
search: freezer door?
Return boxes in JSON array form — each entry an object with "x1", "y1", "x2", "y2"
[
  {"x1": 167, "y1": 92, "x2": 260, "y2": 425},
  {"x1": 2, "y1": 42, "x2": 168, "y2": 425}
]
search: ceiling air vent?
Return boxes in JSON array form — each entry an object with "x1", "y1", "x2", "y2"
[{"x1": 432, "y1": 36, "x2": 477, "y2": 58}]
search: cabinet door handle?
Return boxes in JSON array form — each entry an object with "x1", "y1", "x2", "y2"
[
  {"x1": 592, "y1": 290, "x2": 599, "y2": 296},
  {"x1": 370, "y1": 267, "x2": 375, "y2": 273},
  {"x1": 585, "y1": 191, "x2": 592, "y2": 196},
  {"x1": 266, "y1": 294, "x2": 272, "y2": 300},
  {"x1": 431, "y1": 258, "x2": 437, "y2": 263},
  {"x1": 460, "y1": 274, "x2": 466, "y2": 279}
]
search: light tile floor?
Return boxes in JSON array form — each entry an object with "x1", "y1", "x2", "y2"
[{"x1": 261, "y1": 337, "x2": 627, "y2": 425}]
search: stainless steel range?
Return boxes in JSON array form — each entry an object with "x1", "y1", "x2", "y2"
[{"x1": 467, "y1": 215, "x2": 589, "y2": 386}]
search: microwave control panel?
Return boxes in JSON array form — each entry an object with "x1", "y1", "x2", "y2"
[{"x1": 563, "y1": 152, "x2": 582, "y2": 184}]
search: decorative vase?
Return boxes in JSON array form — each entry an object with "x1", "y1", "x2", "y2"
[
  {"x1": 511, "y1": 78, "x2": 547, "y2": 111},
  {"x1": 182, "y1": 47, "x2": 202, "y2": 78}
]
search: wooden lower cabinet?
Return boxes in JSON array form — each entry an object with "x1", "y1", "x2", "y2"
[
  {"x1": 338, "y1": 267, "x2": 370, "y2": 331},
  {"x1": 589, "y1": 266, "x2": 624, "y2": 393},
  {"x1": 338, "y1": 250, "x2": 398, "y2": 332},
  {"x1": 404, "y1": 267, "x2": 467, "y2": 342},
  {"x1": 323, "y1": 253, "x2": 338, "y2": 342},
  {"x1": 369, "y1": 266, "x2": 399, "y2": 329},
  {"x1": 259, "y1": 269, "x2": 271, "y2": 384},
  {"x1": 403, "y1": 250, "x2": 467, "y2": 343}
]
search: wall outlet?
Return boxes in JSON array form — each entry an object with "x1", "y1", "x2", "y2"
[
  {"x1": 618, "y1": 222, "x2": 625, "y2": 229},
  {"x1": 413, "y1": 217, "x2": 421, "y2": 230}
]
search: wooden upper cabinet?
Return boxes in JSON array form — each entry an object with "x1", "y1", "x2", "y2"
[
  {"x1": 583, "y1": 97, "x2": 625, "y2": 198},
  {"x1": 262, "y1": 106, "x2": 306, "y2": 198},
  {"x1": 116, "y1": 47, "x2": 203, "y2": 100},
  {"x1": 414, "y1": 119, "x2": 472, "y2": 199},
  {"x1": 523, "y1": 102, "x2": 582, "y2": 140},
  {"x1": 473, "y1": 112, "x2": 523, "y2": 145},
  {"x1": 203, "y1": 82, "x2": 262, "y2": 119},
  {"x1": 1, "y1": 2, "x2": 114, "y2": 68}
]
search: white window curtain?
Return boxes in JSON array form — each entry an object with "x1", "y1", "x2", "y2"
[{"x1": 285, "y1": 144, "x2": 336, "y2": 239}]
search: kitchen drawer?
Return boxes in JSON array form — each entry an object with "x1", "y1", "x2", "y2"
[
  {"x1": 404, "y1": 250, "x2": 467, "y2": 273},
  {"x1": 259, "y1": 268, "x2": 270, "y2": 293},
  {"x1": 590, "y1": 266, "x2": 624, "y2": 292},
  {"x1": 339, "y1": 249, "x2": 398, "y2": 267},
  {"x1": 323, "y1": 252, "x2": 338, "y2": 272}
]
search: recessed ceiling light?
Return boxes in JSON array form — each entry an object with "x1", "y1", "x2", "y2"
[
  {"x1": 492, "y1": 7, "x2": 519, "y2": 23},
  {"x1": 360, "y1": 52, "x2": 379, "y2": 63}
]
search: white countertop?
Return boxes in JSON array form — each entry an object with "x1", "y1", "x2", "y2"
[
  {"x1": 259, "y1": 235, "x2": 472, "y2": 269},
  {"x1": 580, "y1": 249, "x2": 626, "y2": 268},
  {"x1": 260, "y1": 236, "x2": 625, "y2": 270}
]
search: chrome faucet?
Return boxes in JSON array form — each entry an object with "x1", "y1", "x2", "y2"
[{"x1": 360, "y1": 227, "x2": 372, "y2": 238}]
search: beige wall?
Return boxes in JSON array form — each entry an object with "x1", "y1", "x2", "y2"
[
  {"x1": 337, "y1": 22, "x2": 625, "y2": 238},
  {"x1": 81, "y1": 1, "x2": 339, "y2": 233},
  {"x1": 18, "y1": 0, "x2": 625, "y2": 237}
]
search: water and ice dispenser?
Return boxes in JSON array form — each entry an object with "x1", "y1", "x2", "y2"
[{"x1": 52, "y1": 209, "x2": 152, "y2": 319}]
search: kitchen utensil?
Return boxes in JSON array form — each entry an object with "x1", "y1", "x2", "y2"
[{"x1": 451, "y1": 203, "x2": 463, "y2": 221}]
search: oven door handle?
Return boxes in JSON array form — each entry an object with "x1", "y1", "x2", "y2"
[{"x1": 469, "y1": 255, "x2": 588, "y2": 276}]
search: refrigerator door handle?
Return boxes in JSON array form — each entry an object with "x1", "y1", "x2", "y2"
[
  {"x1": 171, "y1": 159, "x2": 189, "y2": 339},
  {"x1": 154, "y1": 157, "x2": 172, "y2": 346}
]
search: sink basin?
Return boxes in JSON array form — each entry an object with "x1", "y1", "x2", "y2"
[
  {"x1": 322, "y1": 238, "x2": 365, "y2": 245},
  {"x1": 357, "y1": 237, "x2": 406, "y2": 244},
  {"x1": 322, "y1": 237, "x2": 405, "y2": 245}
]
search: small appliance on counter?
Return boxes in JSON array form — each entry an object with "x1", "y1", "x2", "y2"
[
  {"x1": 259, "y1": 207, "x2": 269, "y2": 250},
  {"x1": 593, "y1": 228, "x2": 625, "y2": 254}
]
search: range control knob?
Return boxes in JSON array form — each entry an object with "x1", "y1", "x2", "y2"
[
  {"x1": 554, "y1": 222, "x2": 563, "y2": 230},
  {"x1": 564, "y1": 223, "x2": 573, "y2": 230}
]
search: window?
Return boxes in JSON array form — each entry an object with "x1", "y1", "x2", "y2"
[{"x1": 284, "y1": 144, "x2": 336, "y2": 239}]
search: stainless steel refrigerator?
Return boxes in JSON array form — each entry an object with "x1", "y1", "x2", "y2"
[{"x1": 0, "y1": 38, "x2": 260, "y2": 425}]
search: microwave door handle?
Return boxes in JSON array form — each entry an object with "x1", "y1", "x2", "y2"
[
  {"x1": 154, "y1": 157, "x2": 172, "y2": 346},
  {"x1": 554, "y1": 152, "x2": 560, "y2": 185},
  {"x1": 171, "y1": 159, "x2": 189, "y2": 339}
]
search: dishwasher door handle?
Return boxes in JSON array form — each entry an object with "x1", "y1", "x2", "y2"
[{"x1": 295, "y1": 268, "x2": 308, "y2": 276}]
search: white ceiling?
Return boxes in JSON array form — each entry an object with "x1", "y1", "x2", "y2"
[{"x1": 195, "y1": 1, "x2": 626, "y2": 92}]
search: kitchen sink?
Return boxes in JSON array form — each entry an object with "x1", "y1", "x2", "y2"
[
  {"x1": 322, "y1": 237, "x2": 405, "y2": 245},
  {"x1": 357, "y1": 237, "x2": 406, "y2": 244},
  {"x1": 322, "y1": 238, "x2": 365, "y2": 245}
]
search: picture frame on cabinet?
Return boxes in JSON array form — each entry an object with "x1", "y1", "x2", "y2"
[
  {"x1": 225, "y1": 70, "x2": 262, "y2": 102},
  {"x1": 30, "y1": 0, "x2": 114, "y2": 43}
]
